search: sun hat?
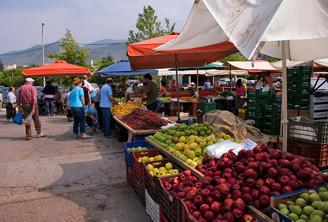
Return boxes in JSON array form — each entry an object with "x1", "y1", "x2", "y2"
[{"x1": 26, "y1": 77, "x2": 35, "y2": 82}]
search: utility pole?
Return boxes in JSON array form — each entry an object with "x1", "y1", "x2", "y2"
[{"x1": 41, "y1": 22, "x2": 45, "y2": 86}]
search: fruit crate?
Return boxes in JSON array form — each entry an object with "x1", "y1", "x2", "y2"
[
  {"x1": 126, "y1": 165, "x2": 135, "y2": 190},
  {"x1": 132, "y1": 149, "x2": 160, "y2": 184},
  {"x1": 160, "y1": 208, "x2": 169, "y2": 222},
  {"x1": 158, "y1": 175, "x2": 183, "y2": 222},
  {"x1": 145, "y1": 190, "x2": 160, "y2": 222},
  {"x1": 288, "y1": 117, "x2": 328, "y2": 145},
  {"x1": 181, "y1": 200, "x2": 197, "y2": 222},
  {"x1": 144, "y1": 160, "x2": 182, "y2": 203},
  {"x1": 287, "y1": 139, "x2": 328, "y2": 168},
  {"x1": 135, "y1": 178, "x2": 145, "y2": 206},
  {"x1": 198, "y1": 102, "x2": 216, "y2": 113},
  {"x1": 124, "y1": 141, "x2": 153, "y2": 169}
]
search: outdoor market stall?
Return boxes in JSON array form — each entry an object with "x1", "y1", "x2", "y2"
[{"x1": 120, "y1": 1, "x2": 328, "y2": 222}]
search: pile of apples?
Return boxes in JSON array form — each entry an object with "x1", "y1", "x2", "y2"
[{"x1": 162, "y1": 145, "x2": 328, "y2": 222}]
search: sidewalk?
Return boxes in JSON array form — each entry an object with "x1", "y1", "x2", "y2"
[{"x1": 0, "y1": 112, "x2": 150, "y2": 222}]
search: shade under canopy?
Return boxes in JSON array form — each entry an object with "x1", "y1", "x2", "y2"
[
  {"x1": 96, "y1": 60, "x2": 158, "y2": 76},
  {"x1": 22, "y1": 60, "x2": 91, "y2": 77}
]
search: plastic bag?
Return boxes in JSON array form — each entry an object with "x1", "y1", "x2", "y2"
[
  {"x1": 205, "y1": 140, "x2": 245, "y2": 158},
  {"x1": 12, "y1": 112, "x2": 23, "y2": 125}
]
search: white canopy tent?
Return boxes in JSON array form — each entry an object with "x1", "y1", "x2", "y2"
[
  {"x1": 158, "y1": 69, "x2": 248, "y2": 76},
  {"x1": 157, "y1": 0, "x2": 328, "y2": 151},
  {"x1": 228, "y1": 61, "x2": 278, "y2": 71}
]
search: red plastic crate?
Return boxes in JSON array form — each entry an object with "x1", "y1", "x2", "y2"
[
  {"x1": 158, "y1": 175, "x2": 183, "y2": 222},
  {"x1": 160, "y1": 208, "x2": 169, "y2": 222},
  {"x1": 126, "y1": 165, "x2": 135, "y2": 190},
  {"x1": 144, "y1": 160, "x2": 182, "y2": 203},
  {"x1": 287, "y1": 139, "x2": 328, "y2": 168},
  {"x1": 132, "y1": 149, "x2": 160, "y2": 184}
]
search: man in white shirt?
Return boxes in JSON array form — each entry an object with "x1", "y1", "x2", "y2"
[
  {"x1": 255, "y1": 76, "x2": 264, "y2": 90},
  {"x1": 83, "y1": 75, "x2": 94, "y2": 92}
]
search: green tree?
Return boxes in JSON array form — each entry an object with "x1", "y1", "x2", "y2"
[
  {"x1": 220, "y1": 53, "x2": 247, "y2": 64},
  {"x1": 0, "y1": 68, "x2": 25, "y2": 87},
  {"x1": 0, "y1": 59, "x2": 4, "y2": 72},
  {"x1": 128, "y1": 5, "x2": 175, "y2": 43},
  {"x1": 94, "y1": 55, "x2": 115, "y2": 71},
  {"x1": 48, "y1": 29, "x2": 89, "y2": 66}
]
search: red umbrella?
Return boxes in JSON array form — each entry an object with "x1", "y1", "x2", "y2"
[
  {"x1": 128, "y1": 33, "x2": 237, "y2": 119},
  {"x1": 128, "y1": 32, "x2": 237, "y2": 70},
  {"x1": 22, "y1": 60, "x2": 91, "y2": 77}
]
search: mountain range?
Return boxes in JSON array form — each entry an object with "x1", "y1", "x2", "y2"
[{"x1": 0, "y1": 39, "x2": 128, "y2": 66}]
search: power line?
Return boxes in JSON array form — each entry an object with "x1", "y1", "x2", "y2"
[{"x1": 1, "y1": 41, "x2": 126, "y2": 56}]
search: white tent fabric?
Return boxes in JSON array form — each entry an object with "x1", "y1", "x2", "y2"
[
  {"x1": 156, "y1": 0, "x2": 328, "y2": 61},
  {"x1": 314, "y1": 58, "x2": 328, "y2": 68},
  {"x1": 157, "y1": 69, "x2": 248, "y2": 76},
  {"x1": 228, "y1": 61, "x2": 278, "y2": 71},
  {"x1": 271, "y1": 60, "x2": 311, "y2": 69}
]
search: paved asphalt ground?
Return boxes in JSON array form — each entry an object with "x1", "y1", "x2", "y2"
[{"x1": 0, "y1": 110, "x2": 150, "y2": 222}]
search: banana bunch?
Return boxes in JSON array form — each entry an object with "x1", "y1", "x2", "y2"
[{"x1": 112, "y1": 101, "x2": 143, "y2": 118}]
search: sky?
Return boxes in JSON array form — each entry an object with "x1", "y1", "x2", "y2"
[{"x1": 0, "y1": 0, "x2": 193, "y2": 53}]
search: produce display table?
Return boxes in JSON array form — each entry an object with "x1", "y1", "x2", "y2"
[
  {"x1": 113, "y1": 116, "x2": 161, "y2": 142},
  {"x1": 145, "y1": 137, "x2": 205, "y2": 179}
]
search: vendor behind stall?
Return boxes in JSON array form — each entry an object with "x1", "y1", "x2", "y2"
[
  {"x1": 143, "y1": 74, "x2": 159, "y2": 111},
  {"x1": 235, "y1": 79, "x2": 247, "y2": 113}
]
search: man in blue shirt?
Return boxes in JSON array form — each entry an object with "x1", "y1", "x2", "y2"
[{"x1": 100, "y1": 78, "x2": 115, "y2": 137}]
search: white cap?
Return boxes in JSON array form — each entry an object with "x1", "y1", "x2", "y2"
[{"x1": 26, "y1": 77, "x2": 35, "y2": 82}]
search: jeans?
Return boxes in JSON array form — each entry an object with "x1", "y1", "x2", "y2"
[
  {"x1": 45, "y1": 98, "x2": 55, "y2": 115},
  {"x1": 21, "y1": 104, "x2": 42, "y2": 137},
  {"x1": 101, "y1": 107, "x2": 112, "y2": 137},
  {"x1": 71, "y1": 107, "x2": 86, "y2": 134},
  {"x1": 94, "y1": 102, "x2": 103, "y2": 128}
]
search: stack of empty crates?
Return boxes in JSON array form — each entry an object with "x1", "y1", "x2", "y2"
[
  {"x1": 287, "y1": 66, "x2": 311, "y2": 110},
  {"x1": 310, "y1": 90, "x2": 328, "y2": 121},
  {"x1": 247, "y1": 90, "x2": 281, "y2": 135}
]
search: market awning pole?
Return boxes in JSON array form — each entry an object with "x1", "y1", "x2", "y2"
[
  {"x1": 196, "y1": 69, "x2": 199, "y2": 93},
  {"x1": 282, "y1": 40, "x2": 288, "y2": 152},
  {"x1": 175, "y1": 54, "x2": 181, "y2": 121},
  {"x1": 229, "y1": 64, "x2": 232, "y2": 92}
]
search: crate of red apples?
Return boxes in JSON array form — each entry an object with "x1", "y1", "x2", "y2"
[{"x1": 159, "y1": 144, "x2": 328, "y2": 222}]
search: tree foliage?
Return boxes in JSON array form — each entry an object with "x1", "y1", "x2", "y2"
[
  {"x1": 128, "y1": 5, "x2": 175, "y2": 43},
  {"x1": 48, "y1": 29, "x2": 89, "y2": 66},
  {"x1": 0, "y1": 59, "x2": 4, "y2": 72},
  {"x1": 220, "y1": 53, "x2": 247, "y2": 64},
  {"x1": 94, "y1": 55, "x2": 115, "y2": 71}
]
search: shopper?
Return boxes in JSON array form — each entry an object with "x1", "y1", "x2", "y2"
[
  {"x1": 255, "y1": 76, "x2": 264, "y2": 89},
  {"x1": 69, "y1": 79, "x2": 90, "y2": 139},
  {"x1": 82, "y1": 75, "x2": 93, "y2": 92},
  {"x1": 65, "y1": 87, "x2": 73, "y2": 122},
  {"x1": 94, "y1": 83, "x2": 103, "y2": 129},
  {"x1": 42, "y1": 81, "x2": 56, "y2": 116},
  {"x1": 100, "y1": 78, "x2": 115, "y2": 138},
  {"x1": 159, "y1": 80, "x2": 167, "y2": 97},
  {"x1": 204, "y1": 79, "x2": 212, "y2": 89},
  {"x1": 6, "y1": 87, "x2": 16, "y2": 121},
  {"x1": 235, "y1": 79, "x2": 247, "y2": 113},
  {"x1": 143, "y1": 74, "x2": 159, "y2": 111},
  {"x1": 17, "y1": 78, "x2": 46, "y2": 140},
  {"x1": 82, "y1": 81, "x2": 92, "y2": 107},
  {"x1": 54, "y1": 86, "x2": 64, "y2": 114}
]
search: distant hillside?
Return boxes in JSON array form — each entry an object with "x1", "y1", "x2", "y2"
[{"x1": 0, "y1": 39, "x2": 127, "y2": 66}]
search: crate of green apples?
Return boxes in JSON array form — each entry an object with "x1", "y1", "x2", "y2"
[{"x1": 270, "y1": 185, "x2": 328, "y2": 222}]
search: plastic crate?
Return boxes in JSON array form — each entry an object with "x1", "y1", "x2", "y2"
[
  {"x1": 145, "y1": 190, "x2": 160, "y2": 222},
  {"x1": 126, "y1": 165, "x2": 135, "y2": 190},
  {"x1": 144, "y1": 160, "x2": 182, "y2": 204},
  {"x1": 288, "y1": 117, "x2": 328, "y2": 144},
  {"x1": 124, "y1": 141, "x2": 153, "y2": 168},
  {"x1": 135, "y1": 178, "x2": 145, "y2": 206},
  {"x1": 132, "y1": 149, "x2": 160, "y2": 184},
  {"x1": 288, "y1": 140, "x2": 328, "y2": 168},
  {"x1": 159, "y1": 175, "x2": 183, "y2": 222},
  {"x1": 199, "y1": 102, "x2": 216, "y2": 113},
  {"x1": 181, "y1": 200, "x2": 198, "y2": 222},
  {"x1": 160, "y1": 208, "x2": 169, "y2": 222}
]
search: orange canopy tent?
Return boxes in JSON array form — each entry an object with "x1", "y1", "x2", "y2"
[
  {"x1": 128, "y1": 32, "x2": 237, "y2": 70},
  {"x1": 22, "y1": 60, "x2": 91, "y2": 77}
]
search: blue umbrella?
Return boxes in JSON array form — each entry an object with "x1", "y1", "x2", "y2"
[{"x1": 96, "y1": 60, "x2": 158, "y2": 76}]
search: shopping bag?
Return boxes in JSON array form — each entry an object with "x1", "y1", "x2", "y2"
[{"x1": 12, "y1": 112, "x2": 23, "y2": 125}]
